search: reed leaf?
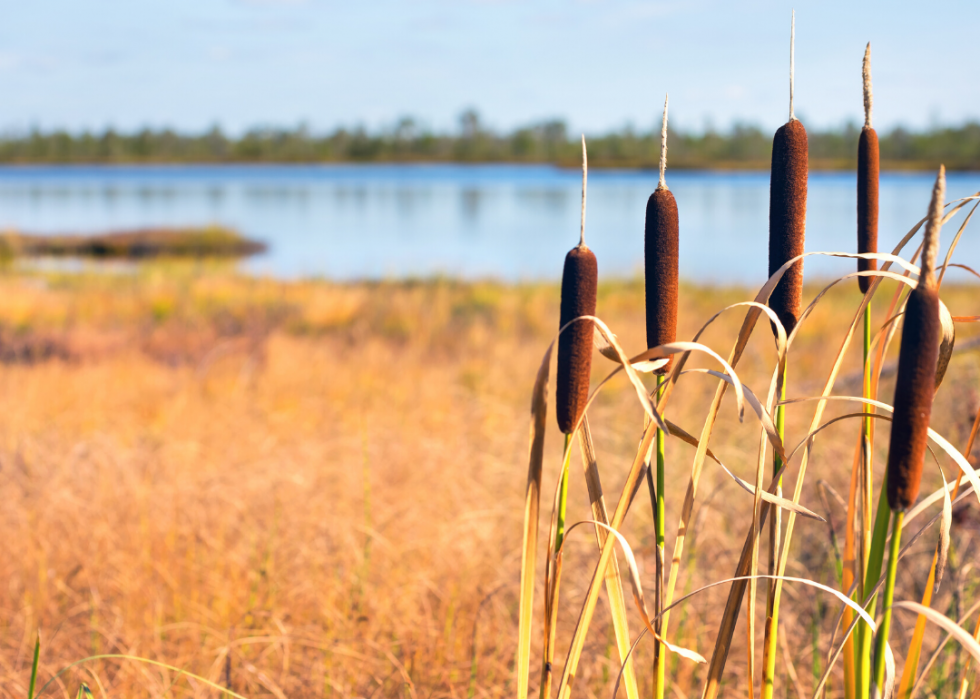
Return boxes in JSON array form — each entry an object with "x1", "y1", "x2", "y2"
[
  {"x1": 33, "y1": 655, "x2": 249, "y2": 699},
  {"x1": 892, "y1": 603, "x2": 980, "y2": 666},
  {"x1": 577, "y1": 418, "x2": 640, "y2": 699},
  {"x1": 560, "y1": 520, "x2": 705, "y2": 663},
  {"x1": 905, "y1": 600, "x2": 980, "y2": 699},
  {"x1": 779, "y1": 395, "x2": 980, "y2": 501},
  {"x1": 664, "y1": 419, "x2": 821, "y2": 520},
  {"x1": 935, "y1": 465, "x2": 952, "y2": 595},
  {"x1": 517, "y1": 327, "x2": 553, "y2": 699}
]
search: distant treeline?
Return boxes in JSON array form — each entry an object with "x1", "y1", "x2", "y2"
[{"x1": 3, "y1": 111, "x2": 979, "y2": 170}]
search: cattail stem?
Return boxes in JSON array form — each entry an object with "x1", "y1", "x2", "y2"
[
  {"x1": 555, "y1": 432, "x2": 573, "y2": 553},
  {"x1": 873, "y1": 510, "x2": 905, "y2": 693},
  {"x1": 654, "y1": 373, "x2": 667, "y2": 699},
  {"x1": 761, "y1": 363, "x2": 787, "y2": 699},
  {"x1": 859, "y1": 303, "x2": 875, "y2": 600},
  {"x1": 853, "y1": 302, "x2": 875, "y2": 699},
  {"x1": 856, "y1": 472, "x2": 892, "y2": 699}
]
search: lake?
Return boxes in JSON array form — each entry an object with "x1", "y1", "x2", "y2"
[{"x1": 0, "y1": 164, "x2": 977, "y2": 284}]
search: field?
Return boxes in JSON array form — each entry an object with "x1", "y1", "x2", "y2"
[{"x1": 0, "y1": 265, "x2": 977, "y2": 698}]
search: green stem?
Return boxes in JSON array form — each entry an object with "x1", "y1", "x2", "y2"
[
  {"x1": 854, "y1": 302, "x2": 874, "y2": 699},
  {"x1": 28, "y1": 631, "x2": 40, "y2": 699},
  {"x1": 857, "y1": 474, "x2": 891, "y2": 699},
  {"x1": 555, "y1": 433, "x2": 573, "y2": 554},
  {"x1": 760, "y1": 363, "x2": 788, "y2": 699},
  {"x1": 873, "y1": 511, "x2": 905, "y2": 693},
  {"x1": 655, "y1": 373, "x2": 666, "y2": 699}
]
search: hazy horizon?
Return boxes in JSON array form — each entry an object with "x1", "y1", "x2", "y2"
[{"x1": 3, "y1": 1, "x2": 979, "y2": 138}]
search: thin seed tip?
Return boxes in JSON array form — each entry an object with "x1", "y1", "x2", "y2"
[
  {"x1": 922, "y1": 165, "x2": 946, "y2": 283},
  {"x1": 789, "y1": 10, "x2": 796, "y2": 121},
  {"x1": 862, "y1": 42, "x2": 873, "y2": 128},
  {"x1": 579, "y1": 135, "x2": 588, "y2": 246},
  {"x1": 659, "y1": 94, "x2": 669, "y2": 189}
]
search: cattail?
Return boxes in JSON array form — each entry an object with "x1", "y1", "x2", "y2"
[
  {"x1": 768, "y1": 14, "x2": 808, "y2": 337},
  {"x1": 645, "y1": 95, "x2": 679, "y2": 373},
  {"x1": 857, "y1": 43, "x2": 879, "y2": 294},
  {"x1": 886, "y1": 166, "x2": 945, "y2": 512},
  {"x1": 556, "y1": 137, "x2": 598, "y2": 434}
]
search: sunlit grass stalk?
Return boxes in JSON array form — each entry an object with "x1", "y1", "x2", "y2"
[
  {"x1": 555, "y1": 432, "x2": 573, "y2": 554},
  {"x1": 761, "y1": 364, "x2": 787, "y2": 699},
  {"x1": 29, "y1": 631, "x2": 40, "y2": 699},
  {"x1": 857, "y1": 472, "x2": 891, "y2": 699},
  {"x1": 654, "y1": 373, "x2": 667, "y2": 699},
  {"x1": 540, "y1": 432, "x2": 573, "y2": 699}
]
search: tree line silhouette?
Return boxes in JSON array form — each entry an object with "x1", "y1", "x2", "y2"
[{"x1": 2, "y1": 111, "x2": 978, "y2": 170}]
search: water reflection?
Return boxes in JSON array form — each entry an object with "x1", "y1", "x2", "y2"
[{"x1": 0, "y1": 165, "x2": 976, "y2": 284}]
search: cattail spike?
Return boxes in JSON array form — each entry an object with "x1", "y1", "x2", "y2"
[
  {"x1": 659, "y1": 94, "x2": 669, "y2": 190},
  {"x1": 556, "y1": 245, "x2": 598, "y2": 434},
  {"x1": 857, "y1": 123, "x2": 879, "y2": 293},
  {"x1": 862, "y1": 42, "x2": 873, "y2": 128},
  {"x1": 768, "y1": 118, "x2": 808, "y2": 336},
  {"x1": 789, "y1": 10, "x2": 796, "y2": 122},
  {"x1": 886, "y1": 170, "x2": 945, "y2": 512},
  {"x1": 921, "y1": 165, "x2": 945, "y2": 284},
  {"x1": 580, "y1": 135, "x2": 588, "y2": 247}
]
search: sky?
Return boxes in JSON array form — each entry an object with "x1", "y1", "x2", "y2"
[{"x1": 1, "y1": 0, "x2": 978, "y2": 137}]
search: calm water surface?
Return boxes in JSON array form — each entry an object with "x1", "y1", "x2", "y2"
[{"x1": 0, "y1": 164, "x2": 977, "y2": 284}]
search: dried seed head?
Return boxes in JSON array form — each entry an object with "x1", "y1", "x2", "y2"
[
  {"x1": 857, "y1": 126, "x2": 879, "y2": 293},
  {"x1": 644, "y1": 188, "x2": 679, "y2": 373},
  {"x1": 886, "y1": 167, "x2": 945, "y2": 511},
  {"x1": 556, "y1": 245, "x2": 598, "y2": 434},
  {"x1": 920, "y1": 165, "x2": 945, "y2": 285},
  {"x1": 768, "y1": 118, "x2": 808, "y2": 337},
  {"x1": 659, "y1": 94, "x2": 669, "y2": 191},
  {"x1": 863, "y1": 42, "x2": 873, "y2": 128}
]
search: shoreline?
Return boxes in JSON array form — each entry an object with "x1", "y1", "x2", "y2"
[{"x1": 0, "y1": 159, "x2": 976, "y2": 173}]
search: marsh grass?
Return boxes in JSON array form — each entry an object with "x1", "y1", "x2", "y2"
[{"x1": 0, "y1": 259, "x2": 978, "y2": 697}]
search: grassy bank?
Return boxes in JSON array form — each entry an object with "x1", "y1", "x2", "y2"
[
  {"x1": 0, "y1": 268, "x2": 977, "y2": 697},
  {"x1": 0, "y1": 226, "x2": 265, "y2": 262}
]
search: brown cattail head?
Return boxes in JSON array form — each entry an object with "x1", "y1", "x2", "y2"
[
  {"x1": 886, "y1": 166, "x2": 945, "y2": 511},
  {"x1": 857, "y1": 43, "x2": 878, "y2": 294},
  {"x1": 857, "y1": 127, "x2": 879, "y2": 293},
  {"x1": 768, "y1": 118, "x2": 808, "y2": 336},
  {"x1": 556, "y1": 245, "x2": 597, "y2": 434},
  {"x1": 644, "y1": 190, "x2": 679, "y2": 372},
  {"x1": 644, "y1": 95, "x2": 679, "y2": 373}
]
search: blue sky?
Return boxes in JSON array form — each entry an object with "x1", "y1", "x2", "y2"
[{"x1": 2, "y1": 0, "x2": 978, "y2": 136}]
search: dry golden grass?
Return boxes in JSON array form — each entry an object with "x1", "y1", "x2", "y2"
[{"x1": 0, "y1": 265, "x2": 977, "y2": 698}]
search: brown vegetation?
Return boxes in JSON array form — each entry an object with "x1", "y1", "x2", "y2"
[{"x1": 0, "y1": 268, "x2": 977, "y2": 697}]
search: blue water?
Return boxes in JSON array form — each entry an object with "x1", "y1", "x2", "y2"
[{"x1": 0, "y1": 164, "x2": 977, "y2": 284}]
